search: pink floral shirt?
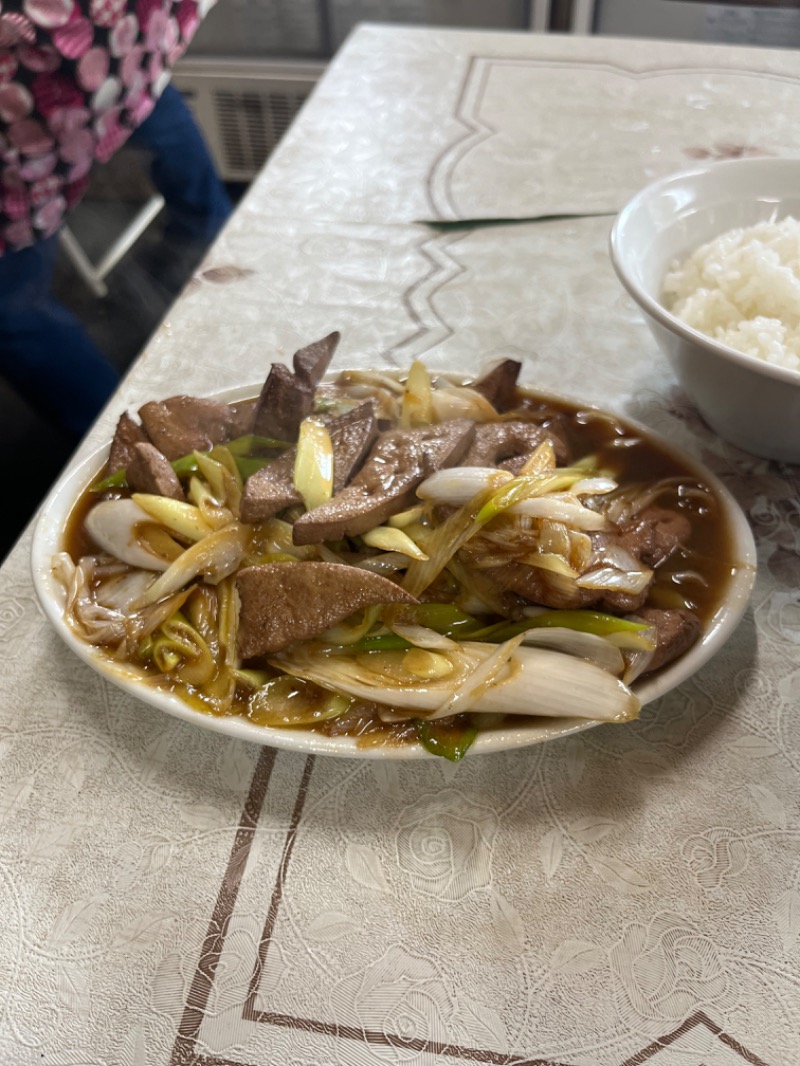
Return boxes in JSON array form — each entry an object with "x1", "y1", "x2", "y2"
[{"x1": 0, "y1": 0, "x2": 209, "y2": 255}]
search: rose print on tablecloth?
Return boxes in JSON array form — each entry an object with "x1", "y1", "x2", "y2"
[
  {"x1": 683, "y1": 827, "x2": 749, "y2": 891},
  {"x1": 1, "y1": 589, "x2": 46, "y2": 661},
  {"x1": 609, "y1": 911, "x2": 737, "y2": 1038},
  {"x1": 749, "y1": 495, "x2": 800, "y2": 554},
  {"x1": 767, "y1": 546, "x2": 800, "y2": 589},
  {"x1": 0, "y1": 598, "x2": 25, "y2": 638},
  {"x1": 152, "y1": 914, "x2": 274, "y2": 1032},
  {"x1": 329, "y1": 944, "x2": 454, "y2": 1064},
  {"x1": 395, "y1": 790, "x2": 497, "y2": 901}
]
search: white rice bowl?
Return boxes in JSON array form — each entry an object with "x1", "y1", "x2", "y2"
[{"x1": 663, "y1": 216, "x2": 800, "y2": 373}]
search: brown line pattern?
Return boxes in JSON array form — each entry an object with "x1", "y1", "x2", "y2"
[
  {"x1": 165, "y1": 214, "x2": 776, "y2": 1065},
  {"x1": 243, "y1": 753, "x2": 315, "y2": 1019},
  {"x1": 169, "y1": 747, "x2": 278, "y2": 1066},
  {"x1": 387, "y1": 232, "x2": 470, "y2": 361},
  {"x1": 166, "y1": 743, "x2": 774, "y2": 1066},
  {"x1": 617, "y1": 1010, "x2": 771, "y2": 1066},
  {"x1": 426, "y1": 55, "x2": 495, "y2": 220},
  {"x1": 185, "y1": 1053, "x2": 573, "y2": 1066},
  {"x1": 242, "y1": 1009, "x2": 580, "y2": 1066}
]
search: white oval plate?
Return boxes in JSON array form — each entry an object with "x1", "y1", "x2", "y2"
[{"x1": 31, "y1": 384, "x2": 757, "y2": 759}]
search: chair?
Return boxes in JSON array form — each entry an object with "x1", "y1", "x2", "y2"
[{"x1": 58, "y1": 194, "x2": 165, "y2": 299}]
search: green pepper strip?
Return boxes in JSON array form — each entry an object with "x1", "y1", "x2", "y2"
[
  {"x1": 90, "y1": 433, "x2": 292, "y2": 493},
  {"x1": 171, "y1": 453, "x2": 201, "y2": 478},
  {"x1": 344, "y1": 634, "x2": 412, "y2": 652},
  {"x1": 397, "y1": 603, "x2": 481, "y2": 635},
  {"x1": 333, "y1": 603, "x2": 483, "y2": 652},
  {"x1": 91, "y1": 451, "x2": 202, "y2": 492},
  {"x1": 233, "y1": 456, "x2": 273, "y2": 480},
  {"x1": 226, "y1": 433, "x2": 291, "y2": 455},
  {"x1": 468, "y1": 610, "x2": 651, "y2": 642},
  {"x1": 416, "y1": 719, "x2": 478, "y2": 762},
  {"x1": 90, "y1": 468, "x2": 128, "y2": 492}
]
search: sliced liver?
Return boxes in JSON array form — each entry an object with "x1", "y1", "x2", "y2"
[
  {"x1": 292, "y1": 418, "x2": 475, "y2": 544},
  {"x1": 236, "y1": 561, "x2": 416, "y2": 656},
  {"x1": 251, "y1": 332, "x2": 340, "y2": 443},
  {"x1": 240, "y1": 402, "x2": 378, "y2": 524},
  {"x1": 138, "y1": 395, "x2": 236, "y2": 461},
  {"x1": 126, "y1": 442, "x2": 185, "y2": 500},
  {"x1": 472, "y1": 359, "x2": 522, "y2": 412},
  {"x1": 227, "y1": 398, "x2": 257, "y2": 439},
  {"x1": 461, "y1": 420, "x2": 569, "y2": 469},
  {"x1": 108, "y1": 412, "x2": 148, "y2": 474}
]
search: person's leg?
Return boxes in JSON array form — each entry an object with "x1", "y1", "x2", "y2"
[
  {"x1": 130, "y1": 84, "x2": 232, "y2": 248},
  {"x1": 0, "y1": 237, "x2": 120, "y2": 438}
]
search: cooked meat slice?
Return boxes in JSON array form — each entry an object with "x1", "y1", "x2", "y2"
[
  {"x1": 236, "y1": 561, "x2": 416, "y2": 656},
  {"x1": 324, "y1": 402, "x2": 380, "y2": 488},
  {"x1": 227, "y1": 398, "x2": 257, "y2": 439},
  {"x1": 599, "y1": 587, "x2": 650, "y2": 614},
  {"x1": 126, "y1": 442, "x2": 184, "y2": 500},
  {"x1": 292, "y1": 419, "x2": 475, "y2": 545},
  {"x1": 616, "y1": 506, "x2": 692, "y2": 568},
  {"x1": 251, "y1": 364, "x2": 296, "y2": 440},
  {"x1": 252, "y1": 332, "x2": 340, "y2": 442},
  {"x1": 108, "y1": 413, "x2": 148, "y2": 474},
  {"x1": 295, "y1": 332, "x2": 339, "y2": 383},
  {"x1": 240, "y1": 402, "x2": 378, "y2": 523},
  {"x1": 482, "y1": 559, "x2": 650, "y2": 614},
  {"x1": 487, "y1": 567, "x2": 697, "y2": 666},
  {"x1": 138, "y1": 396, "x2": 235, "y2": 461},
  {"x1": 487, "y1": 561, "x2": 597, "y2": 611},
  {"x1": 239, "y1": 451, "x2": 299, "y2": 524},
  {"x1": 634, "y1": 607, "x2": 701, "y2": 672},
  {"x1": 462, "y1": 420, "x2": 570, "y2": 469},
  {"x1": 472, "y1": 359, "x2": 521, "y2": 412}
]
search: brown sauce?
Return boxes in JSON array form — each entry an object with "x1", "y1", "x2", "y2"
[{"x1": 62, "y1": 383, "x2": 741, "y2": 746}]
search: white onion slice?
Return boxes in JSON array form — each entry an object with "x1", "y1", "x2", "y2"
[
  {"x1": 512, "y1": 497, "x2": 608, "y2": 530},
  {"x1": 417, "y1": 467, "x2": 511, "y2": 505},
  {"x1": 577, "y1": 566, "x2": 653, "y2": 595},
  {"x1": 274, "y1": 641, "x2": 639, "y2": 723},
  {"x1": 85, "y1": 499, "x2": 174, "y2": 571},
  {"x1": 388, "y1": 624, "x2": 459, "y2": 651},
  {"x1": 519, "y1": 627, "x2": 625, "y2": 676}
]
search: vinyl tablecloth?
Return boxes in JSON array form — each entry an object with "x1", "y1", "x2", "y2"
[{"x1": 1, "y1": 25, "x2": 800, "y2": 1066}]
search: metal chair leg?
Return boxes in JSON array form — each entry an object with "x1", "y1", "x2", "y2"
[{"x1": 58, "y1": 194, "x2": 166, "y2": 299}]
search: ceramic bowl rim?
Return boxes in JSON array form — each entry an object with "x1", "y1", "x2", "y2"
[
  {"x1": 609, "y1": 157, "x2": 800, "y2": 386},
  {"x1": 31, "y1": 380, "x2": 758, "y2": 760}
]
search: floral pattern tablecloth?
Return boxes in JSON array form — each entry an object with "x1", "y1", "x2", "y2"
[{"x1": 1, "y1": 25, "x2": 799, "y2": 1066}]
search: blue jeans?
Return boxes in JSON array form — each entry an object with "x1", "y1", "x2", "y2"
[
  {"x1": 131, "y1": 84, "x2": 233, "y2": 248},
  {"x1": 0, "y1": 85, "x2": 232, "y2": 438}
]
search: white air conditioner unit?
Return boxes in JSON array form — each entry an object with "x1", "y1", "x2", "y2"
[{"x1": 172, "y1": 58, "x2": 326, "y2": 182}]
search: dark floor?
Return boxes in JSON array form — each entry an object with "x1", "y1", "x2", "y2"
[{"x1": 1, "y1": 175, "x2": 247, "y2": 563}]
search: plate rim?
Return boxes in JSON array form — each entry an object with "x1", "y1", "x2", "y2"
[{"x1": 30, "y1": 378, "x2": 758, "y2": 760}]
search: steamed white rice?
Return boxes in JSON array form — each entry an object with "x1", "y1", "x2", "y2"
[{"x1": 663, "y1": 216, "x2": 800, "y2": 372}]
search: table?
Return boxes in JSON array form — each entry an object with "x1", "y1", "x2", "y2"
[{"x1": 3, "y1": 24, "x2": 800, "y2": 1066}]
